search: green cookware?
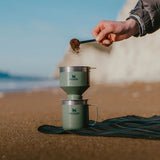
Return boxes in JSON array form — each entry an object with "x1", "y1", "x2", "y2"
[
  {"x1": 59, "y1": 66, "x2": 98, "y2": 130},
  {"x1": 62, "y1": 99, "x2": 98, "y2": 130},
  {"x1": 59, "y1": 66, "x2": 90, "y2": 100}
]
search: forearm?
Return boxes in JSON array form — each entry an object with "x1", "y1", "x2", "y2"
[{"x1": 128, "y1": 0, "x2": 160, "y2": 36}]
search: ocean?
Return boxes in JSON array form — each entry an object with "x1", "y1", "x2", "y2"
[{"x1": 0, "y1": 78, "x2": 59, "y2": 92}]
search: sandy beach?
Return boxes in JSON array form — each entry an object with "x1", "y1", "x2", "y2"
[{"x1": 1, "y1": 83, "x2": 160, "y2": 160}]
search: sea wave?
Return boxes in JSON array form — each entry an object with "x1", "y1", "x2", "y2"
[{"x1": 0, "y1": 79, "x2": 59, "y2": 92}]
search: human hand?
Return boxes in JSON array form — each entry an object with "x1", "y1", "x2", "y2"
[{"x1": 92, "y1": 19, "x2": 139, "y2": 47}]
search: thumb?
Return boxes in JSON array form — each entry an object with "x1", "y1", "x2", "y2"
[{"x1": 96, "y1": 28, "x2": 112, "y2": 42}]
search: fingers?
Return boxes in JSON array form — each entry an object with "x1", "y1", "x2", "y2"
[
  {"x1": 92, "y1": 24, "x2": 101, "y2": 38},
  {"x1": 101, "y1": 39, "x2": 113, "y2": 47},
  {"x1": 92, "y1": 25, "x2": 116, "y2": 47},
  {"x1": 96, "y1": 28, "x2": 111, "y2": 42},
  {"x1": 92, "y1": 20, "x2": 126, "y2": 47},
  {"x1": 92, "y1": 20, "x2": 135, "y2": 47},
  {"x1": 101, "y1": 33, "x2": 117, "y2": 46},
  {"x1": 92, "y1": 27, "x2": 114, "y2": 47},
  {"x1": 108, "y1": 34, "x2": 116, "y2": 42}
]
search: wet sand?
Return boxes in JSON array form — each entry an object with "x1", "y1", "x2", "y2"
[{"x1": 1, "y1": 83, "x2": 160, "y2": 160}]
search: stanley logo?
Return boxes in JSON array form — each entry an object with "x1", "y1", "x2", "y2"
[
  {"x1": 69, "y1": 108, "x2": 79, "y2": 115},
  {"x1": 70, "y1": 74, "x2": 78, "y2": 80},
  {"x1": 72, "y1": 108, "x2": 77, "y2": 112}
]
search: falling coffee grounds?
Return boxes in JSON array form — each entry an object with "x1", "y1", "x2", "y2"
[{"x1": 70, "y1": 39, "x2": 80, "y2": 54}]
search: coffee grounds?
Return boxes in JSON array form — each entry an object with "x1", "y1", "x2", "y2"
[{"x1": 70, "y1": 39, "x2": 80, "y2": 53}]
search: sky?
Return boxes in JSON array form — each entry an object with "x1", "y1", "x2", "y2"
[{"x1": 0, "y1": 0, "x2": 126, "y2": 77}]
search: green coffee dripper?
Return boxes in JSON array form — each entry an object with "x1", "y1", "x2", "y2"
[
  {"x1": 59, "y1": 66, "x2": 98, "y2": 130},
  {"x1": 59, "y1": 66, "x2": 91, "y2": 100}
]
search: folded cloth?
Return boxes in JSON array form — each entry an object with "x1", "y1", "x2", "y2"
[{"x1": 38, "y1": 115, "x2": 160, "y2": 140}]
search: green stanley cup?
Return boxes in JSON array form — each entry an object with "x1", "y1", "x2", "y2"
[
  {"x1": 62, "y1": 99, "x2": 98, "y2": 130},
  {"x1": 59, "y1": 66, "x2": 90, "y2": 100},
  {"x1": 62, "y1": 99, "x2": 89, "y2": 130}
]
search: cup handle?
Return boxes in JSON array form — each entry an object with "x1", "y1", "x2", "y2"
[{"x1": 88, "y1": 104, "x2": 98, "y2": 127}]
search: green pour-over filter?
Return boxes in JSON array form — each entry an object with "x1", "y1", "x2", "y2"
[{"x1": 59, "y1": 66, "x2": 90, "y2": 100}]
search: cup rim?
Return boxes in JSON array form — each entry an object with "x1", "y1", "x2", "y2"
[
  {"x1": 59, "y1": 66, "x2": 90, "y2": 72},
  {"x1": 62, "y1": 99, "x2": 88, "y2": 105}
]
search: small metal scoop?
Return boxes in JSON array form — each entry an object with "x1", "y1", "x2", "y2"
[{"x1": 70, "y1": 38, "x2": 95, "y2": 53}]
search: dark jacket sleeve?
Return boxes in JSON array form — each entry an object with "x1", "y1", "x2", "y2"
[{"x1": 128, "y1": 0, "x2": 160, "y2": 36}]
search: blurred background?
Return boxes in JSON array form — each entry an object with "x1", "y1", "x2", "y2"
[
  {"x1": 2, "y1": 1, "x2": 160, "y2": 159},
  {"x1": 2, "y1": 0, "x2": 160, "y2": 92},
  {"x1": 0, "y1": 0, "x2": 126, "y2": 92}
]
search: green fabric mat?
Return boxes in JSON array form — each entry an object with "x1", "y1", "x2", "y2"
[{"x1": 38, "y1": 116, "x2": 160, "y2": 139}]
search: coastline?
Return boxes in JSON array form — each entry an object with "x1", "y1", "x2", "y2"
[{"x1": 0, "y1": 79, "x2": 59, "y2": 93}]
